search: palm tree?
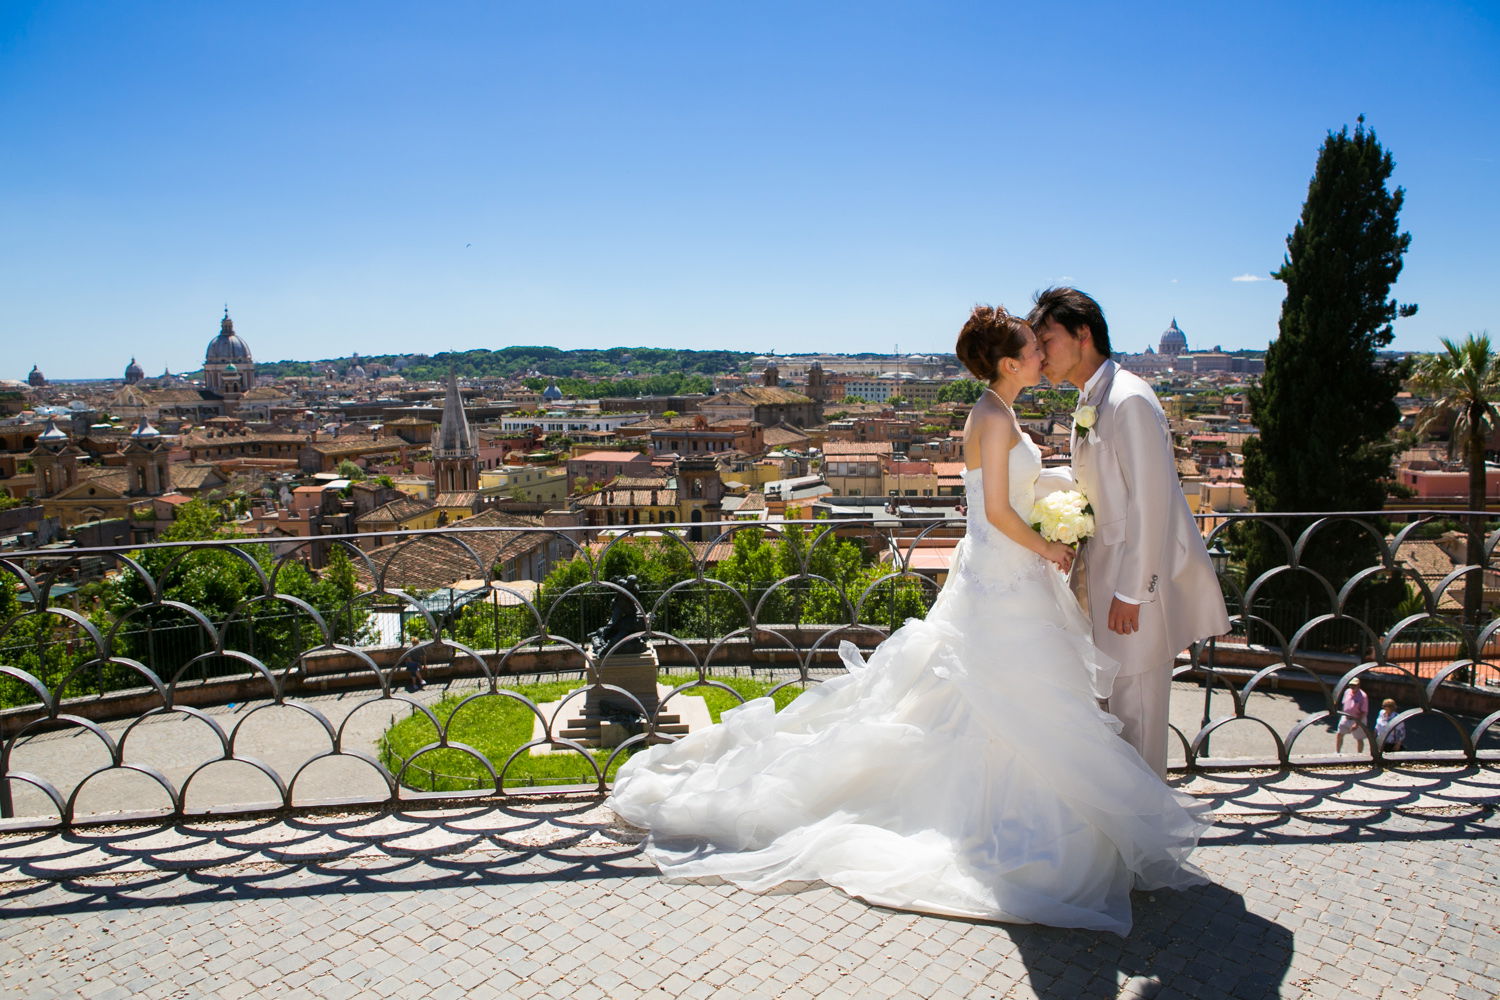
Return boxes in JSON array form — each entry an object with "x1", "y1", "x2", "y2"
[{"x1": 1412, "y1": 333, "x2": 1500, "y2": 650}]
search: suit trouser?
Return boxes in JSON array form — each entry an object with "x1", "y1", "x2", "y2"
[{"x1": 1108, "y1": 666, "x2": 1172, "y2": 779}]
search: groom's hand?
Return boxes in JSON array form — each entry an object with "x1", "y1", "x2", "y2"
[{"x1": 1108, "y1": 598, "x2": 1141, "y2": 636}]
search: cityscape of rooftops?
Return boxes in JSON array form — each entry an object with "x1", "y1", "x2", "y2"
[{"x1": 1, "y1": 0, "x2": 1494, "y2": 544}]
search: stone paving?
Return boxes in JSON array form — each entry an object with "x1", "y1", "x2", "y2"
[{"x1": 1, "y1": 765, "x2": 1497, "y2": 1000}]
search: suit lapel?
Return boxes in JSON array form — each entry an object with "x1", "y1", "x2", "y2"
[{"x1": 1074, "y1": 360, "x2": 1118, "y2": 502}]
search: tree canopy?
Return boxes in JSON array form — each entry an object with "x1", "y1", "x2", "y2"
[
  {"x1": 1244, "y1": 117, "x2": 1415, "y2": 516},
  {"x1": 1239, "y1": 117, "x2": 1416, "y2": 633}
]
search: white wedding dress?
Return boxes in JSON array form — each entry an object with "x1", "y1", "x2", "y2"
[{"x1": 608, "y1": 435, "x2": 1210, "y2": 935}]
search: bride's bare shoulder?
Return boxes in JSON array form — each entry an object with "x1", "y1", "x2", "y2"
[{"x1": 967, "y1": 397, "x2": 1017, "y2": 439}]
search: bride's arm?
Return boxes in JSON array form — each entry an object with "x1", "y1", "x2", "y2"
[{"x1": 976, "y1": 407, "x2": 1074, "y2": 572}]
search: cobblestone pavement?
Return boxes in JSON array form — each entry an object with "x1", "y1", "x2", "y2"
[{"x1": 0, "y1": 766, "x2": 1496, "y2": 1000}]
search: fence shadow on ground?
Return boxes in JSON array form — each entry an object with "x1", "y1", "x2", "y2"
[{"x1": 1, "y1": 766, "x2": 1495, "y2": 924}]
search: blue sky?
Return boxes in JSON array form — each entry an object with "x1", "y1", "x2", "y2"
[{"x1": 2, "y1": 1, "x2": 1496, "y2": 377}]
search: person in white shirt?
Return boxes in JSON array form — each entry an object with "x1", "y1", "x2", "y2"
[{"x1": 1374, "y1": 697, "x2": 1406, "y2": 752}]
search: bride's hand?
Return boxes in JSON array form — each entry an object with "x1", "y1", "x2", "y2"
[{"x1": 1043, "y1": 541, "x2": 1075, "y2": 574}]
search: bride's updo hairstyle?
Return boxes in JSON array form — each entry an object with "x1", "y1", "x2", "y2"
[{"x1": 955, "y1": 305, "x2": 1030, "y2": 383}]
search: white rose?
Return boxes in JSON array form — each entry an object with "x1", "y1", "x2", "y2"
[{"x1": 1073, "y1": 404, "x2": 1097, "y2": 430}]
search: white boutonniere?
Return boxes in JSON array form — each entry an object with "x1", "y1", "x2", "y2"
[{"x1": 1072, "y1": 403, "x2": 1097, "y2": 442}]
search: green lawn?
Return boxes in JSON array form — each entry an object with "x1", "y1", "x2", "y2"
[{"x1": 378, "y1": 672, "x2": 811, "y2": 792}]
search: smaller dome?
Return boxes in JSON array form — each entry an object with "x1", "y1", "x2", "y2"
[
  {"x1": 27, "y1": 365, "x2": 45, "y2": 387},
  {"x1": 224, "y1": 363, "x2": 238, "y2": 373},
  {"x1": 542, "y1": 383, "x2": 563, "y2": 401},
  {"x1": 38, "y1": 417, "x2": 68, "y2": 443},
  {"x1": 124, "y1": 357, "x2": 145, "y2": 383}
]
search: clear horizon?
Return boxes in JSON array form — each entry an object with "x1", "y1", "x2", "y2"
[{"x1": 4, "y1": 1, "x2": 1496, "y2": 379}]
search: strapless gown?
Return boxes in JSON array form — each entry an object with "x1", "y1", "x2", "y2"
[{"x1": 607, "y1": 436, "x2": 1210, "y2": 935}]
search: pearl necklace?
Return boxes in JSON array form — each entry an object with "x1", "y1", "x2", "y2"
[{"x1": 983, "y1": 386, "x2": 1014, "y2": 412}]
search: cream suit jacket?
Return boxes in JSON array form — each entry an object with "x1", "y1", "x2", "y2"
[{"x1": 1047, "y1": 360, "x2": 1230, "y2": 675}]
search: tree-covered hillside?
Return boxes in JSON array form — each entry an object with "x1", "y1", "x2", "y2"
[{"x1": 250, "y1": 346, "x2": 754, "y2": 382}]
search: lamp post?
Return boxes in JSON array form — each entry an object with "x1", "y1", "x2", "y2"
[{"x1": 1200, "y1": 541, "x2": 1230, "y2": 759}]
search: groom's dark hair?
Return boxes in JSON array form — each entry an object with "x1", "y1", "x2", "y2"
[{"x1": 1028, "y1": 287, "x2": 1112, "y2": 359}]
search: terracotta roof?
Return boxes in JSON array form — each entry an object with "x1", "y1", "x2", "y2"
[
  {"x1": 147, "y1": 389, "x2": 217, "y2": 403},
  {"x1": 81, "y1": 468, "x2": 129, "y2": 493},
  {"x1": 181, "y1": 433, "x2": 306, "y2": 448},
  {"x1": 308, "y1": 441, "x2": 404, "y2": 456},
  {"x1": 355, "y1": 510, "x2": 550, "y2": 590},
  {"x1": 713, "y1": 386, "x2": 814, "y2": 405},
  {"x1": 822, "y1": 441, "x2": 895, "y2": 457},
  {"x1": 355, "y1": 496, "x2": 435, "y2": 526},
  {"x1": 578, "y1": 486, "x2": 678, "y2": 507},
  {"x1": 434, "y1": 491, "x2": 479, "y2": 508},
  {"x1": 762, "y1": 425, "x2": 810, "y2": 447},
  {"x1": 572, "y1": 451, "x2": 646, "y2": 463},
  {"x1": 170, "y1": 464, "x2": 222, "y2": 491}
]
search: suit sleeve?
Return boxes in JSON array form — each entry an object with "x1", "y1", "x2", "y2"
[
  {"x1": 1110, "y1": 393, "x2": 1176, "y2": 604},
  {"x1": 1033, "y1": 466, "x2": 1075, "y2": 499}
]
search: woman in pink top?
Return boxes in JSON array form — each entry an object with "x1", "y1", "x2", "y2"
[{"x1": 1335, "y1": 677, "x2": 1369, "y2": 753}]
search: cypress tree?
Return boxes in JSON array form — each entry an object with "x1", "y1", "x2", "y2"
[{"x1": 1240, "y1": 117, "x2": 1416, "y2": 642}]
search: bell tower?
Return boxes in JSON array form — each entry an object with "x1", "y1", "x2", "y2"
[
  {"x1": 433, "y1": 370, "x2": 479, "y2": 493},
  {"x1": 805, "y1": 361, "x2": 826, "y2": 402},
  {"x1": 123, "y1": 417, "x2": 172, "y2": 496},
  {"x1": 676, "y1": 457, "x2": 724, "y2": 542},
  {"x1": 30, "y1": 417, "x2": 82, "y2": 497}
]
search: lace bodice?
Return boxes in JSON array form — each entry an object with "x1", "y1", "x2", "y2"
[
  {"x1": 956, "y1": 435, "x2": 1049, "y2": 593},
  {"x1": 963, "y1": 433, "x2": 1042, "y2": 528}
]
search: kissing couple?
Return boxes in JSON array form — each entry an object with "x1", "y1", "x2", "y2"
[{"x1": 610, "y1": 287, "x2": 1231, "y2": 935}]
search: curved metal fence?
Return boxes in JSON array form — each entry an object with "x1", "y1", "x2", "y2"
[{"x1": 2, "y1": 510, "x2": 1498, "y2": 828}]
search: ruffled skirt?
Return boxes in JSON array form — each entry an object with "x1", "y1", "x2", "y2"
[{"x1": 608, "y1": 546, "x2": 1210, "y2": 935}]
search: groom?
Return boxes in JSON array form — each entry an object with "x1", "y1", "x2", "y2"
[{"x1": 1031, "y1": 288, "x2": 1230, "y2": 777}]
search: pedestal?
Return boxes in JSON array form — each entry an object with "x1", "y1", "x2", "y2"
[{"x1": 556, "y1": 646, "x2": 692, "y2": 749}]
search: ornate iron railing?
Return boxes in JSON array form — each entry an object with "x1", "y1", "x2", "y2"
[{"x1": 2, "y1": 510, "x2": 1498, "y2": 828}]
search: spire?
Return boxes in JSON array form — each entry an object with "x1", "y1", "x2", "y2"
[{"x1": 434, "y1": 370, "x2": 476, "y2": 459}]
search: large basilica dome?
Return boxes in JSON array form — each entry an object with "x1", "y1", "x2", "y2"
[
  {"x1": 1159, "y1": 318, "x2": 1188, "y2": 356},
  {"x1": 205, "y1": 308, "x2": 254, "y2": 397},
  {"x1": 206, "y1": 310, "x2": 253, "y2": 362}
]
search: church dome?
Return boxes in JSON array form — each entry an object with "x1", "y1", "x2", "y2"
[
  {"x1": 1159, "y1": 319, "x2": 1188, "y2": 356},
  {"x1": 130, "y1": 416, "x2": 162, "y2": 440},
  {"x1": 542, "y1": 383, "x2": 563, "y2": 401},
  {"x1": 124, "y1": 357, "x2": 145, "y2": 383},
  {"x1": 28, "y1": 365, "x2": 45, "y2": 387},
  {"x1": 206, "y1": 310, "x2": 253, "y2": 362}
]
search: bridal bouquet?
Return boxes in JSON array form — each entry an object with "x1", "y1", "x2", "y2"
[{"x1": 1029, "y1": 490, "x2": 1095, "y2": 545}]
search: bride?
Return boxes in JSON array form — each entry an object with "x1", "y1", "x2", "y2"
[{"x1": 608, "y1": 306, "x2": 1210, "y2": 935}]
